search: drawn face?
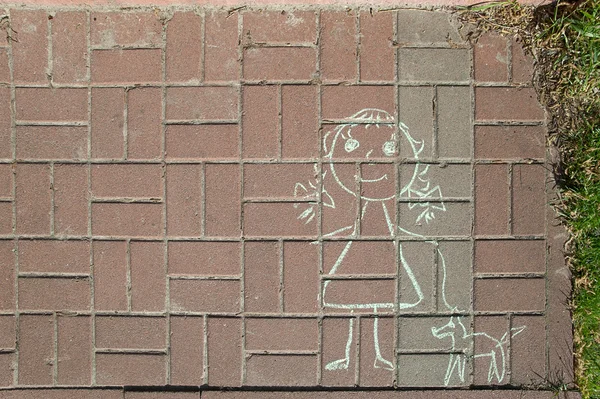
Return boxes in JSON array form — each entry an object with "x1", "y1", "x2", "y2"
[{"x1": 327, "y1": 123, "x2": 399, "y2": 201}]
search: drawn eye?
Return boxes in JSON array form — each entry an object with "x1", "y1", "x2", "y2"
[
  {"x1": 382, "y1": 141, "x2": 396, "y2": 156},
  {"x1": 345, "y1": 138, "x2": 359, "y2": 153}
]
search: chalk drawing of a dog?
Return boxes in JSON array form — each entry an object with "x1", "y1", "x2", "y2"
[{"x1": 431, "y1": 316, "x2": 526, "y2": 385}]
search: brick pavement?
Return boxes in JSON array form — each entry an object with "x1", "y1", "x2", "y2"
[{"x1": 0, "y1": 5, "x2": 577, "y2": 398}]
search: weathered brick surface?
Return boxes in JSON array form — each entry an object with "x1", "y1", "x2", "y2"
[
  {"x1": 359, "y1": 12, "x2": 395, "y2": 82},
  {"x1": 166, "y1": 12, "x2": 202, "y2": 82},
  {"x1": 95, "y1": 316, "x2": 166, "y2": 349},
  {"x1": 52, "y1": 12, "x2": 88, "y2": 84},
  {"x1": 169, "y1": 316, "x2": 204, "y2": 385},
  {"x1": 91, "y1": 12, "x2": 162, "y2": 47},
  {"x1": 95, "y1": 353, "x2": 166, "y2": 385},
  {"x1": 91, "y1": 87, "x2": 126, "y2": 159},
  {"x1": 19, "y1": 239, "x2": 90, "y2": 273},
  {"x1": 18, "y1": 315, "x2": 54, "y2": 385},
  {"x1": 476, "y1": 87, "x2": 545, "y2": 121},
  {"x1": 92, "y1": 49, "x2": 162, "y2": 83},
  {"x1": 16, "y1": 88, "x2": 88, "y2": 123},
  {"x1": 53, "y1": 164, "x2": 89, "y2": 236},
  {"x1": 475, "y1": 125, "x2": 546, "y2": 160},
  {"x1": 57, "y1": 315, "x2": 92, "y2": 385},
  {"x1": 0, "y1": 241, "x2": 16, "y2": 310},
  {"x1": 320, "y1": 11, "x2": 357, "y2": 82},
  {"x1": 474, "y1": 32, "x2": 509, "y2": 82},
  {"x1": 0, "y1": 6, "x2": 573, "y2": 396},
  {"x1": 474, "y1": 164, "x2": 509, "y2": 236},
  {"x1": 243, "y1": 241, "x2": 280, "y2": 313},
  {"x1": 167, "y1": 87, "x2": 238, "y2": 121},
  {"x1": 204, "y1": 11, "x2": 239, "y2": 82},
  {"x1": 11, "y1": 10, "x2": 48, "y2": 84},
  {"x1": 128, "y1": 87, "x2": 163, "y2": 159},
  {"x1": 17, "y1": 126, "x2": 87, "y2": 160}
]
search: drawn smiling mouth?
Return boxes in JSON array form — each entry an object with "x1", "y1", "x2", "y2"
[{"x1": 360, "y1": 174, "x2": 388, "y2": 183}]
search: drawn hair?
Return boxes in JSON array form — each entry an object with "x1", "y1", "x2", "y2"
[{"x1": 323, "y1": 108, "x2": 396, "y2": 158}]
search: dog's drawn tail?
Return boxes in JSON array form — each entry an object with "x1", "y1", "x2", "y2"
[{"x1": 499, "y1": 325, "x2": 526, "y2": 346}]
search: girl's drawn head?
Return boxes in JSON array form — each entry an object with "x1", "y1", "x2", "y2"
[{"x1": 323, "y1": 109, "x2": 417, "y2": 202}]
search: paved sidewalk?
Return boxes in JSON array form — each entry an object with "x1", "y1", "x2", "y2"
[{"x1": 0, "y1": 5, "x2": 576, "y2": 398}]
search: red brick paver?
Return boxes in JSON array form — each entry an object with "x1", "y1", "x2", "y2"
[{"x1": 0, "y1": 6, "x2": 577, "y2": 399}]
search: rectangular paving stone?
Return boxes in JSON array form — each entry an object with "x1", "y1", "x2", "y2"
[
  {"x1": 475, "y1": 125, "x2": 546, "y2": 160},
  {"x1": 244, "y1": 241, "x2": 280, "y2": 313},
  {"x1": 397, "y1": 354, "x2": 465, "y2": 387},
  {"x1": 91, "y1": 87, "x2": 126, "y2": 159},
  {"x1": 204, "y1": 11, "x2": 239, "y2": 82},
  {"x1": 16, "y1": 164, "x2": 51, "y2": 235},
  {"x1": 166, "y1": 87, "x2": 238, "y2": 121},
  {"x1": 11, "y1": 10, "x2": 48, "y2": 84},
  {"x1": 169, "y1": 316, "x2": 204, "y2": 385},
  {"x1": 92, "y1": 203, "x2": 163, "y2": 237},
  {"x1": 282, "y1": 241, "x2": 319, "y2": 313},
  {"x1": 91, "y1": 12, "x2": 163, "y2": 47},
  {"x1": 242, "y1": 11, "x2": 317, "y2": 44},
  {"x1": 166, "y1": 125, "x2": 239, "y2": 160},
  {"x1": 397, "y1": 10, "x2": 462, "y2": 46},
  {"x1": 399, "y1": 49, "x2": 470, "y2": 82},
  {"x1": 475, "y1": 87, "x2": 545, "y2": 121},
  {"x1": 474, "y1": 278, "x2": 545, "y2": 312},
  {"x1": 437, "y1": 240, "x2": 472, "y2": 312},
  {"x1": 437, "y1": 86, "x2": 472, "y2": 159},
  {"x1": 18, "y1": 239, "x2": 90, "y2": 273},
  {"x1": 16, "y1": 126, "x2": 88, "y2": 160},
  {"x1": 512, "y1": 164, "x2": 546, "y2": 235},
  {"x1": 130, "y1": 241, "x2": 166, "y2": 312},
  {"x1": 281, "y1": 85, "x2": 319, "y2": 159},
  {"x1": 242, "y1": 85, "x2": 279, "y2": 159},
  {"x1": 475, "y1": 240, "x2": 545, "y2": 274},
  {"x1": 52, "y1": 12, "x2": 88, "y2": 84},
  {"x1": 16, "y1": 88, "x2": 88, "y2": 123},
  {"x1": 245, "y1": 354, "x2": 317, "y2": 386},
  {"x1": 18, "y1": 315, "x2": 54, "y2": 386},
  {"x1": 57, "y1": 315, "x2": 92, "y2": 386},
  {"x1": 320, "y1": 11, "x2": 357, "y2": 82},
  {"x1": 474, "y1": 164, "x2": 510, "y2": 236},
  {"x1": 0, "y1": 87, "x2": 11, "y2": 159},
  {"x1": 166, "y1": 12, "x2": 202, "y2": 82},
  {"x1": 95, "y1": 316, "x2": 167, "y2": 350},
  {"x1": 170, "y1": 279, "x2": 241, "y2": 313},
  {"x1": 93, "y1": 240, "x2": 128, "y2": 311},
  {"x1": 95, "y1": 353, "x2": 166, "y2": 386},
  {"x1": 91, "y1": 49, "x2": 162, "y2": 83},
  {"x1": 359, "y1": 11, "x2": 395, "y2": 82},
  {"x1": 18, "y1": 277, "x2": 91, "y2": 311},
  {"x1": 168, "y1": 241, "x2": 241, "y2": 276},
  {"x1": 166, "y1": 164, "x2": 203, "y2": 236},
  {"x1": 53, "y1": 164, "x2": 89, "y2": 236},
  {"x1": 245, "y1": 318, "x2": 318, "y2": 351},
  {"x1": 243, "y1": 47, "x2": 316, "y2": 81},
  {"x1": 0, "y1": 315, "x2": 15, "y2": 349},
  {"x1": 127, "y1": 87, "x2": 162, "y2": 160},
  {"x1": 207, "y1": 317, "x2": 242, "y2": 386}
]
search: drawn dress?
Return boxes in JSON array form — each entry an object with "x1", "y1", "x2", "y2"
[{"x1": 299, "y1": 109, "x2": 440, "y2": 313}]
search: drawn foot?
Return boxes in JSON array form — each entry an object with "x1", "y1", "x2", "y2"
[
  {"x1": 374, "y1": 356, "x2": 394, "y2": 371},
  {"x1": 325, "y1": 357, "x2": 350, "y2": 371}
]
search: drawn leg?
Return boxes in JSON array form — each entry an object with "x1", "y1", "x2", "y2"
[
  {"x1": 325, "y1": 318, "x2": 354, "y2": 371},
  {"x1": 398, "y1": 243, "x2": 424, "y2": 309},
  {"x1": 372, "y1": 307, "x2": 394, "y2": 370}
]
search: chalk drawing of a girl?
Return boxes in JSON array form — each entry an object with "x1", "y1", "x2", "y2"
[{"x1": 294, "y1": 108, "x2": 447, "y2": 372}]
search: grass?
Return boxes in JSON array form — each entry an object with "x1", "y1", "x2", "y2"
[{"x1": 458, "y1": 1, "x2": 600, "y2": 397}]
